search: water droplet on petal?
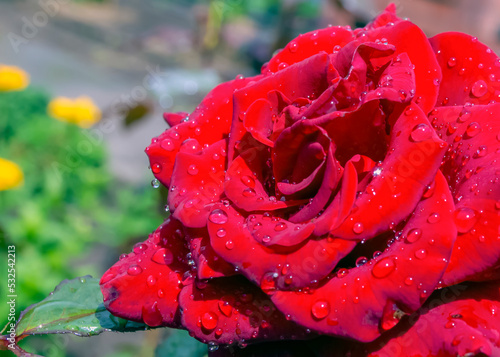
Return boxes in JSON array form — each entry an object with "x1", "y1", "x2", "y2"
[
  {"x1": 225, "y1": 240, "x2": 234, "y2": 250},
  {"x1": 410, "y1": 123, "x2": 432, "y2": 142},
  {"x1": 160, "y1": 139, "x2": 175, "y2": 151},
  {"x1": 372, "y1": 257, "x2": 396, "y2": 278},
  {"x1": 415, "y1": 249, "x2": 427, "y2": 260},
  {"x1": 465, "y1": 122, "x2": 481, "y2": 138},
  {"x1": 242, "y1": 188, "x2": 256, "y2": 197},
  {"x1": 241, "y1": 175, "x2": 256, "y2": 188},
  {"x1": 142, "y1": 302, "x2": 163, "y2": 327},
  {"x1": 201, "y1": 311, "x2": 218, "y2": 331},
  {"x1": 216, "y1": 228, "x2": 226, "y2": 238},
  {"x1": 427, "y1": 212, "x2": 440, "y2": 224},
  {"x1": 133, "y1": 243, "x2": 148, "y2": 254},
  {"x1": 447, "y1": 57, "x2": 457, "y2": 68},
  {"x1": 471, "y1": 80, "x2": 488, "y2": 98},
  {"x1": 209, "y1": 209, "x2": 228, "y2": 224},
  {"x1": 100, "y1": 271, "x2": 116, "y2": 284},
  {"x1": 353, "y1": 222, "x2": 364, "y2": 234},
  {"x1": 188, "y1": 164, "x2": 199, "y2": 175},
  {"x1": 127, "y1": 265, "x2": 142, "y2": 276},
  {"x1": 152, "y1": 248, "x2": 174, "y2": 265},
  {"x1": 336, "y1": 268, "x2": 349, "y2": 278},
  {"x1": 260, "y1": 272, "x2": 277, "y2": 294},
  {"x1": 405, "y1": 228, "x2": 422, "y2": 243},
  {"x1": 289, "y1": 41, "x2": 298, "y2": 53},
  {"x1": 151, "y1": 163, "x2": 162, "y2": 174},
  {"x1": 274, "y1": 222, "x2": 287, "y2": 231},
  {"x1": 355, "y1": 256, "x2": 368, "y2": 267},
  {"x1": 453, "y1": 207, "x2": 477, "y2": 233},
  {"x1": 404, "y1": 276, "x2": 414, "y2": 286},
  {"x1": 146, "y1": 275, "x2": 157, "y2": 287},
  {"x1": 218, "y1": 299, "x2": 233, "y2": 317},
  {"x1": 311, "y1": 300, "x2": 330, "y2": 320}
]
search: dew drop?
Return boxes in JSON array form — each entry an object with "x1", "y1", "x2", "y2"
[
  {"x1": 242, "y1": 187, "x2": 256, "y2": 197},
  {"x1": 142, "y1": 302, "x2": 163, "y2": 327},
  {"x1": 353, "y1": 222, "x2": 364, "y2": 234},
  {"x1": 471, "y1": 80, "x2": 488, "y2": 98},
  {"x1": 427, "y1": 212, "x2": 440, "y2": 224},
  {"x1": 453, "y1": 207, "x2": 477, "y2": 233},
  {"x1": 465, "y1": 122, "x2": 481, "y2": 138},
  {"x1": 415, "y1": 249, "x2": 427, "y2": 260},
  {"x1": 209, "y1": 209, "x2": 228, "y2": 224},
  {"x1": 100, "y1": 271, "x2": 116, "y2": 284},
  {"x1": 336, "y1": 268, "x2": 349, "y2": 278},
  {"x1": 289, "y1": 41, "x2": 298, "y2": 53},
  {"x1": 201, "y1": 311, "x2": 218, "y2": 331},
  {"x1": 260, "y1": 272, "x2": 277, "y2": 294},
  {"x1": 405, "y1": 228, "x2": 422, "y2": 243},
  {"x1": 151, "y1": 163, "x2": 162, "y2": 174},
  {"x1": 241, "y1": 175, "x2": 256, "y2": 188},
  {"x1": 275, "y1": 222, "x2": 287, "y2": 231},
  {"x1": 447, "y1": 57, "x2": 457, "y2": 68},
  {"x1": 151, "y1": 179, "x2": 160, "y2": 188},
  {"x1": 146, "y1": 275, "x2": 157, "y2": 287},
  {"x1": 218, "y1": 299, "x2": 233, "y2": 317},
  {"x1": 372, "y1": 257, "x2": 396, "y2": 279},
  {"x1": 160, "y1": 139, "x2": 175, "y2": 151},
  {"x1": 127, "y1": 265, "x2": 142, "y2": 276},
  {"x1": 311, "y1": 300, "x2": 330, "y2": 320},
  {"x1": 355, "y1": 256, "x2": 368, "y2": 267},
  {"x1": 133, "y1": 243, "x2": 148, "y2": 254},
  {"x1": 216, "y1": 228, "x2": 226, "y2": 238},
  {"x1": 410, "y1": 123, "x2": 432, "y2": 142},
  {"x1": 404, "y1": 276, "x2": 414, "y2": 286},
  {"x1": 152, "y1": 248, "x2": 174, "y2": 265},
  {"x1": 188, "y1": 164, "x2": 199, "y2": 175},
  {"x1": 225, "y1": 240, "x2": 234, "y2": 250}
]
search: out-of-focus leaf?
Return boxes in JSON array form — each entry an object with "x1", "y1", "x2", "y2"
[{"x1": 155, "y1": 329, "x2": 207, "y2": 357}]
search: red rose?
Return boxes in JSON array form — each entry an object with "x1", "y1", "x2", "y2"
[{"x1": 101, "y1": 4, "x2": 500, "y2": 355}]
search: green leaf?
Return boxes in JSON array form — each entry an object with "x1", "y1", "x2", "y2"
[
  {"x1": 14, "y1": 276, "x2": 148, "y2": 338},
  {"x1": 155, "y1": 329, "x2": 207, "y2": 357}
]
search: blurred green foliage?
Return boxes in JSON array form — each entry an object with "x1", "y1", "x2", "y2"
[{"x1": 0, "y1": 88, "x2": 163, "y2": 355}]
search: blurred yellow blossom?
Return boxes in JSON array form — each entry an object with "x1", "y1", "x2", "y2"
[
  {"x1": 0, "y1": 158, "x2": 24, "y2": 191},
  {"x1": 48, "y1": 96, "x2": 101, "y2": 128},
  {"x1": 0, "y1": 65, "x2": 30, "y2": 91}
]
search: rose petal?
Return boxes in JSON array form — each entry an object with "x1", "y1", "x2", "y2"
[
  {"x1": 163, "y1": 111, "x2": 188, "y2": 127},
  {"x1": 366, "y1": 280, "x2": 500, "y2": 356},
  {"x1": 265, "y1": 27, "x2": 354, "y2": 74},
  {"x1": 363, "y1": 20, "x2": 442, "y2": 113},
  {"x1": 429, "y1": 103, "x2": 500, "y2": 285},
  {"x1": 147, "y1": 75, "x2": 260, "y2": 186},
  {"x1": 208, "y1": 203, "x2": 356, "y2": 290},
  {"x1": 178, "y1": 276, "x2": 311, "y2": 345},
  {"x1": 329, "y1": 102, "x2": 447, "y2": 241},
  {"x1": 229, "y1": 52, "x2": 337, "y2": 164},
  {"x1": 168, "y1": 139, "x2": 227, "y2": 228},
  {"x1": 247, "y1": 213, "x2": 315, "y2": 248},
  {"x1": 271, "y1": 170, "x2": 455, "y2": 342},
  {"x1": 225, "y1": 147, "x2": 306, "y2": 212},
  {"x1": 185, "y1": 227, "x2": 236, "y2": 280},
  {"x1": 100, "y1": 218, "x2": 189, "y2": 327},
  {"x1": 429, "y1": 32, "x2": 500, "y2": 106}
]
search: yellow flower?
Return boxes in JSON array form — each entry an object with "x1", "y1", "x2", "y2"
[
  {"x1": 0, "y1": 158, "x2": 24, "y2": 191},
  {"x1": 0, "y1": 65, "x2": 30, "y2": 91},
  {"x1": 48, "y1": 96, "x2": 101, "y2": 128}
]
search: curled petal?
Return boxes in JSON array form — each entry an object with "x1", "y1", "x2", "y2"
[
  {"x1": 169, "y1": 140, "x2": 227, "y2": 228},
  {"x1": 100, "y1": 219, "x2": 189, "y2": 327},
  {"x1": 178, "y1": 276, "x2": 311, "y2": 344},
  {"x1": 272, "y1": 170, "x2": 455, "y2": 342}
]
